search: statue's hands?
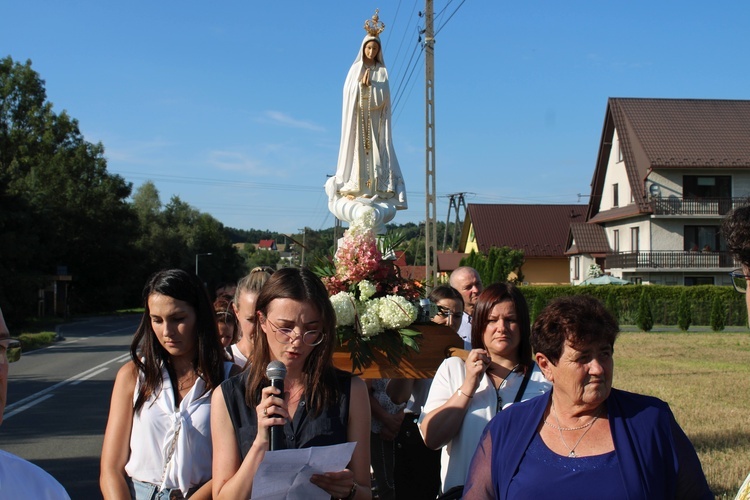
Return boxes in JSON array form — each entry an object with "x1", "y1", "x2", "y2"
[{"x1": 361, "y1": 68, "x2": 371, "y2": 86}]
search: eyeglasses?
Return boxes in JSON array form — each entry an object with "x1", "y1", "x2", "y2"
[
  {"x1": 263, "y1": 318, "x2": 324, "y2": 346},
  {"x1": 0, "y1": 337, "x2": 22, "y2": 364},
  {"x1": 436, "y1": 307, "x2": 463, "y2": 321},
  {"x1": 729, "y1": 269, "x2": 750, "y2": 294}
]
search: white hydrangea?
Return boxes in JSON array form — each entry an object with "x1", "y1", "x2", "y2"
[
  {"x1": 350, "y1": 208, "x2": 377, "y2": 233},
  {"x1": 358, "y1": 300, "x2": 382, "y2": 337},
  {"x1": 378, "y1": 295, "x2": 418, "y2": 330},
  {"x1": 358, "y1": 280, "x2": 377, "y2": 301},
  {"x1": 330, "y1": 291, "x2": 356, "y2": 327}
]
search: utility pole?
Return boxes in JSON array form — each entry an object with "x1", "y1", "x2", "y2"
[{"x1": 424, "y1": 0, "x2": 438, "y2": 289}]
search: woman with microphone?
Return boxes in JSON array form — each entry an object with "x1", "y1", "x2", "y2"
[{"x1": 210, "y1": 267, "x2": 372, "y2": 499}]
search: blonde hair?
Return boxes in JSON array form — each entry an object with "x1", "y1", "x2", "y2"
[{"x1": 233, "y1": 267, "x2": 273, "y2": 305}]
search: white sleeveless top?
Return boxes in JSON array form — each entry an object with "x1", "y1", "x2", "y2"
[{"x1": 124, "y1": 362, "x2": 233, "y2": 496}]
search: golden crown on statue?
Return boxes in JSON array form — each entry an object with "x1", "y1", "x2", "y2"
[{"x1": 364, "y1": 9, "x2": 386, "y2": 37}]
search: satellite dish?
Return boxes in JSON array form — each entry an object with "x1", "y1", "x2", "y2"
[{"x1": 649, "y1": 184, "x2": 662, "y2": 198}]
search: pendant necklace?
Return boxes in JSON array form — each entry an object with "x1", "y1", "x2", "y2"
[
  {"x1": 551, "y1": 400, "x2": 603, "y2": 458},
  {"x1": 491, "y1": 363, "x2": 519, "y2": 412},
  {"x1": 287, "y1": 384, "x2": 305, "y2": 405}
]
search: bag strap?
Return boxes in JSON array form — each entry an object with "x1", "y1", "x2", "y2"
[{"x1": 513, "y1": 367, "x2": 533, "y2": 404}]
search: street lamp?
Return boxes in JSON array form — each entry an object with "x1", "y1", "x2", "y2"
[{"x1": 195, "y1": 252, "x2": 213, "y2": 276}]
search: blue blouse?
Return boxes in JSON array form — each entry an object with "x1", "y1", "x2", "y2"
[
  {"x1": 507, "y1": 433, "x2": 627, "y2": 499},
  {"x1": 463, "y1": 389, "x2": 713, "y2": 499}
]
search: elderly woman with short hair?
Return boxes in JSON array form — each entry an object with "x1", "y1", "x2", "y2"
[{"x1": 463, "y1": 294, "x2": 712, "y2": 499}]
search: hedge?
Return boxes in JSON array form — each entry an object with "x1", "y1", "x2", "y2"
[{"x1": 519, "y1": 285, "x2": 747, "y2": 327}]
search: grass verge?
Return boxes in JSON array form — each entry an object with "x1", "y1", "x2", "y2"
[
  {"x1": 615, "y1": 331, "x2": 750, "y2": 498},
  {"x1": 17, "y1": 331, "x2": 57, "y2": 351}
]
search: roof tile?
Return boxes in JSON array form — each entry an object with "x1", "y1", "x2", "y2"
[{"x1": 467, "y1": 204, "x2": 587, "y2": 257}]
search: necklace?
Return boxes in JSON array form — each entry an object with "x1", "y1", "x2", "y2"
[
  {"x1": 543, "y1": 417, "x2": 597, "y2": 431},
  {"x1": 551, "y1": 401, "x2": 603, "y2": 458},
  {"x1": 176, "y1": 370, "x2": 197, "y2": 391},
  {"x1": 489, "y1": 363, "x2": 519, "y2": 412},
  {"x1": 287, "y1": 385, "x2": 305, "y2": 405}
]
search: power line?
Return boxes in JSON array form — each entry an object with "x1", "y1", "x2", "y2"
[{"x1": 435, "y1": 0, "x2": 468, "y2": 36}]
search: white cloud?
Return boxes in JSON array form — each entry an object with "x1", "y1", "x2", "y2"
[
  {"x1": 263, "y1": 110, "x2": 325, "y2": 132},
  {"x1": 208, "y1": 150, "x2": 269, "y2": 174}
]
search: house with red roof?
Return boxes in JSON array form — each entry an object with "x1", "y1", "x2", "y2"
[
  {"x1": 459, "y1": 204, "x2": 587, "y2": 284},
  {"x1": 257, "y1": 239, "x2": 277, "y2": 251},
  {"x1": 567, "y1": 97, "x2": 747, "y2": 285}
]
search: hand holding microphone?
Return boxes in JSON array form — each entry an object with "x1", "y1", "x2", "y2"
[{"x1": 265, "y1": 360, "x2": 287, "y2": 451}]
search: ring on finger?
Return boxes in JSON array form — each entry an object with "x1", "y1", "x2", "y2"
[
  {"x1": 263, "y1": 407, "x2": 267, "y2": 417},
  {"x1": 474, "y1": 360, "x2": 480, "y2": 366}
]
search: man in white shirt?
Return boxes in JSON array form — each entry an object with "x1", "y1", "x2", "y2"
[
  {"x1": 448, "y1": 267, "x2": 483, "y2": 350},
  {"x1": 0, "y1": 307, "x2": 70, "y2": 499}
]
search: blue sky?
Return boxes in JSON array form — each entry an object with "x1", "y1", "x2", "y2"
[{"x1": 3, "y1": 1, "x2": 749, "y2": 234}]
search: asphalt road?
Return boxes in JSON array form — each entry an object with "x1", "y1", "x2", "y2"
[{"x1": 0, "y1": 314, "x2": 140, "y2": 499}]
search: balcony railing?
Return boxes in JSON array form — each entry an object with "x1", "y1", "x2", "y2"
[
  {"x1": 606, "y1": 251, "x2": 738, "y2": 269},
  {"x1": 648, "y1": 197, "x2": 745, "y2": 216}
]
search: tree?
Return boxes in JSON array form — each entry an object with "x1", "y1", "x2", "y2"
[
  {"x1": 459, "y1": 246, "x2": 525, "y2": 285},
  {"x1": 677, "y1": 290, "x2": 692, "y2": 331},
  {"x1": 636, "y1": 290, "x2": 653, "y2": 332},
  {"x1": 710, "y1": 296, "x2": 725, "y2": 332},
  {"x1": 1, "y1": 57, "x2": 141, "y2": 314}
]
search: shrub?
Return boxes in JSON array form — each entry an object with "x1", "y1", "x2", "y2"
[
  {"x1": 637, "y1": 290, "x2": 654, "y2": 332},
  {"x1": 605, "y1": 292, "x2": 621, "y2": 323},
  {"x1": 677, "y1": 291, "x2": 692, "y2": 331},
  {"x1": 711, "y1": 296, "x2": 726, "y2": 332},
  {"x1": 530, "y1": 296, "x2": 545, "y2": 324}
]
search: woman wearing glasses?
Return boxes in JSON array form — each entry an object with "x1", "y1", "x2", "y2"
[
  {"x1": 210, "y1": 267, "x2": 371, "y2": 499},
  {"x1": 419, "y1": 283, "x2": 551, "y2": 497}
]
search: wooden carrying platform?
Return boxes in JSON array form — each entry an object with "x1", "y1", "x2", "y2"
[{"x1": 333, "y1": 324, "x2": 465, "y2": 379}]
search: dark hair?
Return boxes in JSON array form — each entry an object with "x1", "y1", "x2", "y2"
[
  {"x1": 214, "y1": 295, "x2": 238, "y2": 343},
  {"x1": 245, "y1": 267, "x2": 340, "y2": 415},
  {"x1": 722, "y1": 204, "x2": 750, "y2": 268},
  {"x1": 131, "y1": 269, "x2": 226, "y2": 413},
  {"x1": 531, "y1": 295, "x2": 619, "y2": 365},
  {"x1": 470, "y1": 283, "x2": 533, "y2": 374},
  {"x1": 428, "y1": 285, "x2": 464, "y2": 307}
]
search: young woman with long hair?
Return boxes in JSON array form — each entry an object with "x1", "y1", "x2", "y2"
[
  {"x1": 101, "y1": 269, "x2": 236, "y2": 499},
  {"x1": 211, "y1": 267, "x2": 371, "y2": 499}
]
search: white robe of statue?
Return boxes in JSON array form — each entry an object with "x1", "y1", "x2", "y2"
[{"x1": 325, "y1": 34, "x2": 407, "y2": 233}]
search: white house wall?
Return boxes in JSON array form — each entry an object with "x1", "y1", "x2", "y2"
[
  {"x1": 569, "y1": 252, "x2": 597, "y2": 285},
  {"x1": 606, "y1": 217, "x2": 650, "y2": 252},
  {"x1": 650, "y1": 219, "x2": 685, "y2": 250},
  {"x1": 600, "y1": 130, "x2": 632, "y2": 210},
  {"x1": 648, "y1": 169, "x2": 750, "y2": 199}
]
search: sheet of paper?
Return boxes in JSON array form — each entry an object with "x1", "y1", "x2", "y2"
[{"x1": 251, "y1": 442, "x2": 357, "y2": 500}]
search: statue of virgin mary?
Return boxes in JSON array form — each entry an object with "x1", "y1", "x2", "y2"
[{"x1": 325, "y1": 10, "x2": 407, "y2": 232}]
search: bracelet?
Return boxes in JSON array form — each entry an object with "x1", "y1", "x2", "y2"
[
  {"x1": 345, "y1": 481, "x2": 358, "y2": 500},
  {"x1": 457, "y1": 389, "x2": 473, "y2": 399}
]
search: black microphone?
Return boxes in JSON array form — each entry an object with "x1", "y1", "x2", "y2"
[{"x1": 266, "y1": 360, "x2": 287, "y2": 451}]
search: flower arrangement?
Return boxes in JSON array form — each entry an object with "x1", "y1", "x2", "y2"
[
  {"x1": 587, "y1": 263, "x2": 603, "y2": 278},
  {"x1": 315, "y1": 209, "x2": 424, "y2": 372}
]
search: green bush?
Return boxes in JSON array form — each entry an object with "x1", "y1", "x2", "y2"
[
  {"x1": 605, "y1": 292, "x2": 621, "y2": 323},
  {"x1": 17, "y1": 331, "x2": 57, "y2": 351},
  {"x1": 637, "y1": 290, "x2": 654, "y2": 332},
  {"x1": 677, "y1": 291, "x2": 692, "y2": 331},
  {"x1": 711, "y1": 296, "x2": 726, "y2": 332},
  {"x1": 516, "y1": 284, "x2": 746, "y2": 328},
  {"x1": 530, "y1": 296, "x2": 546, "y2": 324}
]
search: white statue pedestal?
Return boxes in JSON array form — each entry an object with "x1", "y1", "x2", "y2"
[{"x1": 328, "y1": 195, "x2": 397, "y2": 235}]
